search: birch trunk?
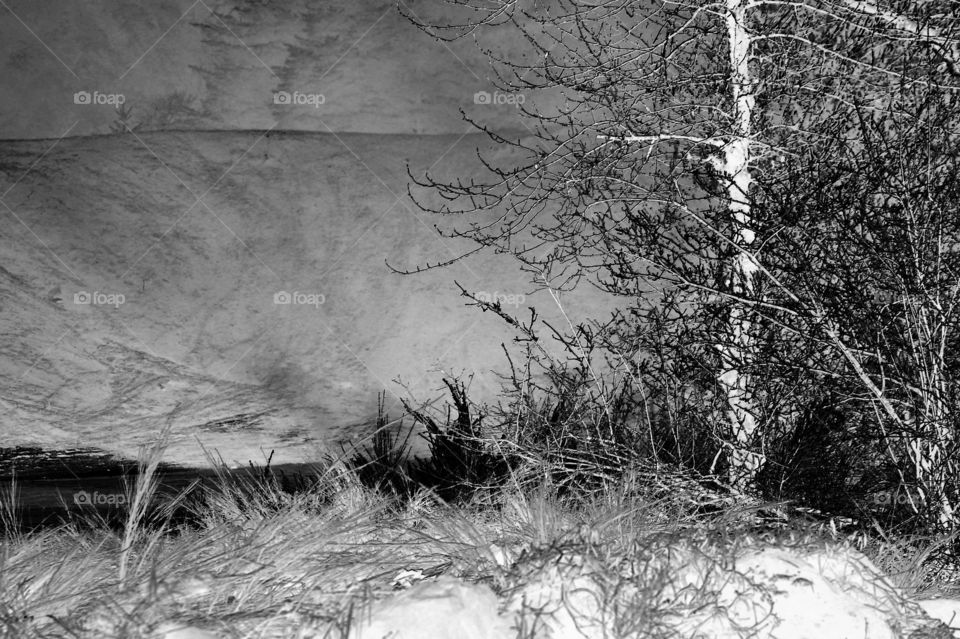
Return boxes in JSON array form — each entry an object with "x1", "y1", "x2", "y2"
[{"x1": 713, "y1": 0, "x2": 764, "y2": 490}]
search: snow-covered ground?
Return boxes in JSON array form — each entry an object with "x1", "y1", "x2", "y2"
[
  {"x1": 0, "y1": 131, "x2": 614, "y2": 466},
  {"x1": 0, "y1": 0, "x2": 603, "y2": 466}
]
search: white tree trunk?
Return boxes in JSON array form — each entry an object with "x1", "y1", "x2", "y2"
[{"x1": 713, "y1": 0, "x2": 764, "y2": 490}]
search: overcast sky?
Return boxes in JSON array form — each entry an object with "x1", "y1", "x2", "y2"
[{"x1": 0, "y1": 0, "x2": 548, "y2": 140}]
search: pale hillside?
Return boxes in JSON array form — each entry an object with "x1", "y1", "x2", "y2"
[{"x1": 0, "y1": 130, "x2": 614, "y2": 466}]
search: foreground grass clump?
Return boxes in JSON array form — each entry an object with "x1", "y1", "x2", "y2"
[
  {"x1": 1, "y1": 453, "x2": 958, "y2": 638},
  {"x1": 2, "y1": 386, "x2": 959, "y2": 638}
]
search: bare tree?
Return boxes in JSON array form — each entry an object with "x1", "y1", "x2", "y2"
[
  {"x1": 403, "y1": 0, "x2": 960, "y2": 506},
  {"x1": 757, "y1": 91, "x2": 960, "y2": 530}
]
